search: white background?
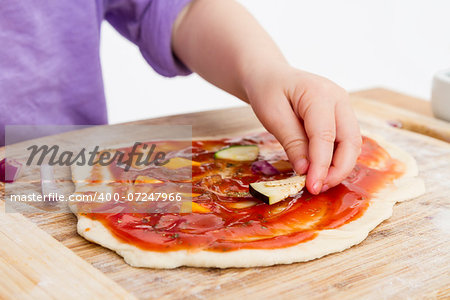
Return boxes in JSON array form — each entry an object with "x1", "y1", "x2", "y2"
[{"x1": 100, "y1": 0, "x2": 450, "y2": 124}]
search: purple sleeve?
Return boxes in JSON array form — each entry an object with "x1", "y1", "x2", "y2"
[{"x1": 104, "y1": 0, "x2": 193, "y2": 77}]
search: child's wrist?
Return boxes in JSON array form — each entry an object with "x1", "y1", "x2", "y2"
[
  {"x1": 242, "y1": 62, "x2": 304, "y2": 105},
  {"x1": 240, "y1": 61, "x2": 289, "y2": 100}
]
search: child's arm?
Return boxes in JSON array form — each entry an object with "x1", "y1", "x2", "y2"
[{"x1": 173, "y1": 0, "x2": 362, "y2": 195}]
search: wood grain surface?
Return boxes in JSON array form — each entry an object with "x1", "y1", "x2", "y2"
[
  {"x1": 0, "y1": 202, "x2": 135, "y2": 300},
  {"x1": 351, "y1": 88, "x2": 434, "y2": 117},
  {"x1": 0, "y1": 93, "x2": 449, "y2": 299},
  {"x1": 350, "y1": 96, "x2": 450, "y2": 143}
]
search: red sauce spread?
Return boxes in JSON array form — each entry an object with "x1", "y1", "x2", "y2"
[{"x1": 81, "y1": 133, "x2": 404, "y2": 252}]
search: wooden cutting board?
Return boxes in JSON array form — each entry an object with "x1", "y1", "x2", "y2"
[{"x1": 1, "y1": 93, "x2": 449, "y2": 299}]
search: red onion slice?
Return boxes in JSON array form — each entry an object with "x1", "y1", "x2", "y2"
[
  {"x1": 387, "y1": 120, "x2": 403, "y2": 128},
  {"x1": 0, "y1": 158, "x2": 23, "y2": 183},
  {"x1": 251, "y1": 160, "x2": 280, "y2": 176}
]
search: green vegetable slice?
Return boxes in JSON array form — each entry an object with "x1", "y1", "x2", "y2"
[{"x1": 249, "y1": 175, "x2": 306, "y2": 205}]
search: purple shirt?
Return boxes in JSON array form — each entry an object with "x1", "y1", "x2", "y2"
[{"x1": 0, "y1": 0, "x2": 192, "y2": 145}]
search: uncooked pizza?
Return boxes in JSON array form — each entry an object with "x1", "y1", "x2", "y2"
[{"x1": 69, "y1": 132, "x2": 425, "y2": 268}]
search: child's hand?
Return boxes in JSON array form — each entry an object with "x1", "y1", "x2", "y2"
[
  {"x1": 244, "y1": 65, "x2": 362, "y2": 194},
  {"x1": 173, "y1": 0, "x2": 361, "y2": 194}
]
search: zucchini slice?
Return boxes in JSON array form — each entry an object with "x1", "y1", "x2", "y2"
[
  {"x1": 214, "y1": 145, "x2": 259, "y2": 161},
  {"x1": 249, "y1": 175, "x2": 306, "y2": 205}
]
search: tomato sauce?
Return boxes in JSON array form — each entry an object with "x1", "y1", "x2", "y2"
[{"x1": 81, "y1": 134, "x2": 404, "y2": 252}]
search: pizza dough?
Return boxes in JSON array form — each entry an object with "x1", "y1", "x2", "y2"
[{"x1": 69, "y1": 133, "x2": 425, "y2": 269}]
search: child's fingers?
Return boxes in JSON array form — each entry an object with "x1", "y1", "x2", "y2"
[
  {"x1": 324, "y1": 140, "x2": 360, "y2": 189},
  {"x1": 324, "y1": 102, "x2": 362, "y2": 189},
  {"x1": 302, "y1": 102, "x2": 336, "y2": 194},
  {"x1": 252, "y1": 96, "x2": 309, "y2": 175},
  {"x1": 277, "y1": 119, "x2": 310, "y2": 175}
]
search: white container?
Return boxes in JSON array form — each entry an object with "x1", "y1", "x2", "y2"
[{"x1": 431, "y1": 68, "x2": 450, "y2": 122}]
